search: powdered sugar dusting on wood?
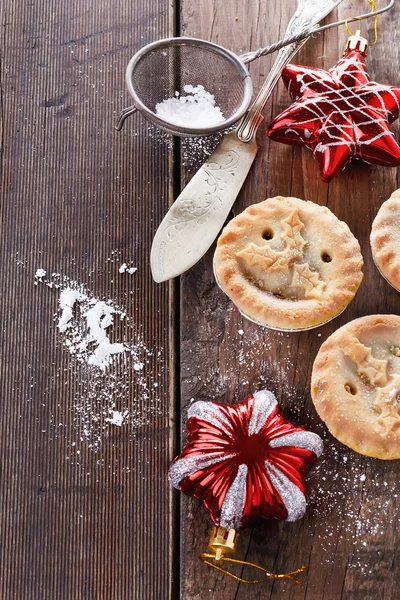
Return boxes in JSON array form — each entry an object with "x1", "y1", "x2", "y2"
[{"x1": 35, "y1": 270, "x2": 163, "y2": 454}]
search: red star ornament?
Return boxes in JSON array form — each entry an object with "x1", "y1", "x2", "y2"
[
  {"x1": 267, "y1": 33, "x2": 400, "y2": 182},
  {"x1": 169, "y1": 390, "x2": 322, "y2": 530}
]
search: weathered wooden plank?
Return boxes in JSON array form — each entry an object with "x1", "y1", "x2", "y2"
[
  {"x1": 179, "y1": 1, "x2": 400, "y2": 598},
  {"x1": 0, "y1": 0, "x2": 177, "y2": 598}
]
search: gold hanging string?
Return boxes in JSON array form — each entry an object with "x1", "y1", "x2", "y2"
[
  {"x1": 199, "y1": 552, "x2": 306, "y2": 585},
  {"x1": 344, "y1": 0, "x2": 378, "y2": 45}
]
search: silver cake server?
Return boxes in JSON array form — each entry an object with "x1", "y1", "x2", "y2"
[{"x1": 151, "y1": 0, "x2": 343, "y2": 283}]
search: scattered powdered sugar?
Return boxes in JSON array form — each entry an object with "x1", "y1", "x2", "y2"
[
  {"x1": 306, "y1": 436, "x2": 400, "y2": 574},
  {"x1": 35, "y1": 271, "x2": 163, "y2": 453},
  {"x1": 58, "y1": 288, "x2": 86, "y2": 333},
  {"x1": 155, "y1": 84, "x2": 224, "y2": 128},
  {"x1": 182, "y1": 309, "x2": 295, "y2": 400},
  {"x1": 119, "y1": 263, "x2": 138, "y2": 275},
  {"x1": 105, "y1": 410, "x2": 129, "y2": 427},
  {"x1": 34, "y1": 268, "x2": 46, "y2": 283},
  {"x1": 144, "y1": 121, "x2": 228, "y2": 173},
  {"x1": 57, "y1": 289, "x2": 127, "y2": 370}
]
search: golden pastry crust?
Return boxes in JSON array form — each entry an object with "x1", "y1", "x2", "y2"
[
  {"x1": 213, "y1": 196, "x2": 364, "y2": 330},
  {"x1": 370, "y1": 189, "x2": 400, "y2": 292},
  {"x1": 311, "y1": 315, "x2": 400, "y2": 460}
]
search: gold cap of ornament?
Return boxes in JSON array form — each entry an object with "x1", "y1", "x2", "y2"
[
  {"x1": 345, "y1": 29, "x2": 369, "y2": 55},
  {"x1": 207, "y1": 526, "x2": 238, "y2": 564}
]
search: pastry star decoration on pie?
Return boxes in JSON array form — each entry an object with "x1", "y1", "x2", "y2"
[
  {"x1": 373, "y1": 375, "x2": 400, "y2": 431},
  {"x1": 236, "y1": 241, "x2": 296, "y2": 272},
  {"x1": 236, "y1": 208, "x2": 325, "y2": 298},
  {"x1": 267, "y1": 44, "x2": 400, "y2": 182},
  {"x1": 342, "y1": 335, "x2": 400, "y2": 433},
  {"x1": 281, "y1": 208, "x2": 307, "y2": 253},
  {"x1": 291, "y1": 264, "x2": 325, "y2": 300},
  {"x1": 236, "y1": 209, "x2": 306, "y2": 274},
  {"x1": 343, "y1": 335, "x2": 388, "y2": 386}
]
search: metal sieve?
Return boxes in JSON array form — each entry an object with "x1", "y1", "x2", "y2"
[
  {"x1": 115, "y1": 1, "x2": 394, "y2": 137},
  {"x1": 116, "y1": 37, "x2": 253, "y2": 137}
]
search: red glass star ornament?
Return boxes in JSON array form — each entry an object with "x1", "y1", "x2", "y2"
[
  {"x1": 267, "y1": 34, "x2": 400, "y2": 182},
  {"x1": 169, "y1": 390, "x2": 322, "y2": 530}
]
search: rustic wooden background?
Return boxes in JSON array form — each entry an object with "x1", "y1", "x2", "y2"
[
  {"x1": 1, "y1": 0, "x2": 400, "y2": 598},
  {"x1": 0, "y1": 0, "x2": 177, "y2": 598}
]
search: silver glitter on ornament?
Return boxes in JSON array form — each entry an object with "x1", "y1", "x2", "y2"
[
  {"x1": 188, "y1": 401, "x2": 232, "y2": 434},
  {"x1": 248, "y1": 390, "x2": 277, "y2": 435},
  {"x1": 220, "y1": 463, "x2": 248, "y2": 530},
  {"x1": 169, "y1": 452, "x2": 236, "y2": 489},
  {"x1": 265, "y1": 460, "x2": 307, "y2": 522},
  {"x1": 269, "y1": 431, "x2": 323, "y2": 457}
]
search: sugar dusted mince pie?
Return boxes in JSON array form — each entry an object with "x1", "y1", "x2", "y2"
[
  {"x1": 312, "y1": 315, "x2": 400, "y2": 460},
  {"x1": 213, "y1": 196, "x2": 363, "y2": 330},
  {"x1": 370, "y1": 189, "x2": 400, "y2": 292}
]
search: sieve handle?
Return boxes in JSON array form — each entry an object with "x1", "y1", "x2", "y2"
[
  {"x1": 115, "y1": 105, "x2": 137, "y2": 131},
  {"x1": 239, "y1": 0, "x2": 394, "y2": 64},
  {"x1": 239, "y1": 26, "x2": 319, "y2": 65}
]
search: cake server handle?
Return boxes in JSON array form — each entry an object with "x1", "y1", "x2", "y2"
[{"x1": 236, "y1": 0, "x2": 343, "y2": 143}]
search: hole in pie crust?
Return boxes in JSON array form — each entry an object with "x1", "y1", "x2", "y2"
[
  {"x1": 321, "y1": 252, "x2": 332, "y2": 263},
  {"x1": 262, "y1": 229, "x2": 273, "y2": 241},
  {"x1": 345, "y1": 383, "x2": 357, "y2": 395},
  {"x1": 390, "y1": 345, "x2": 400, "y2": 358}
]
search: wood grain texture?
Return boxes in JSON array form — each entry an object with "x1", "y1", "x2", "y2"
[
  {"x1": 0, "y1": 0, "x2": 177, "y2": 599},
  {"x1": 179, "y1": 1, "x2": 400, "y2": 599}
]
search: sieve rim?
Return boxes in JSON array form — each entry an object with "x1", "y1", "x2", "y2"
[{"x1": 125, "y1": 37, "x2": 253, "y2": 136}]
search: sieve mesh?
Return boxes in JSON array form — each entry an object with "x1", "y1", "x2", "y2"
[{"x1": 126, "y1": 39, "x2": 252, "y2": 136}]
